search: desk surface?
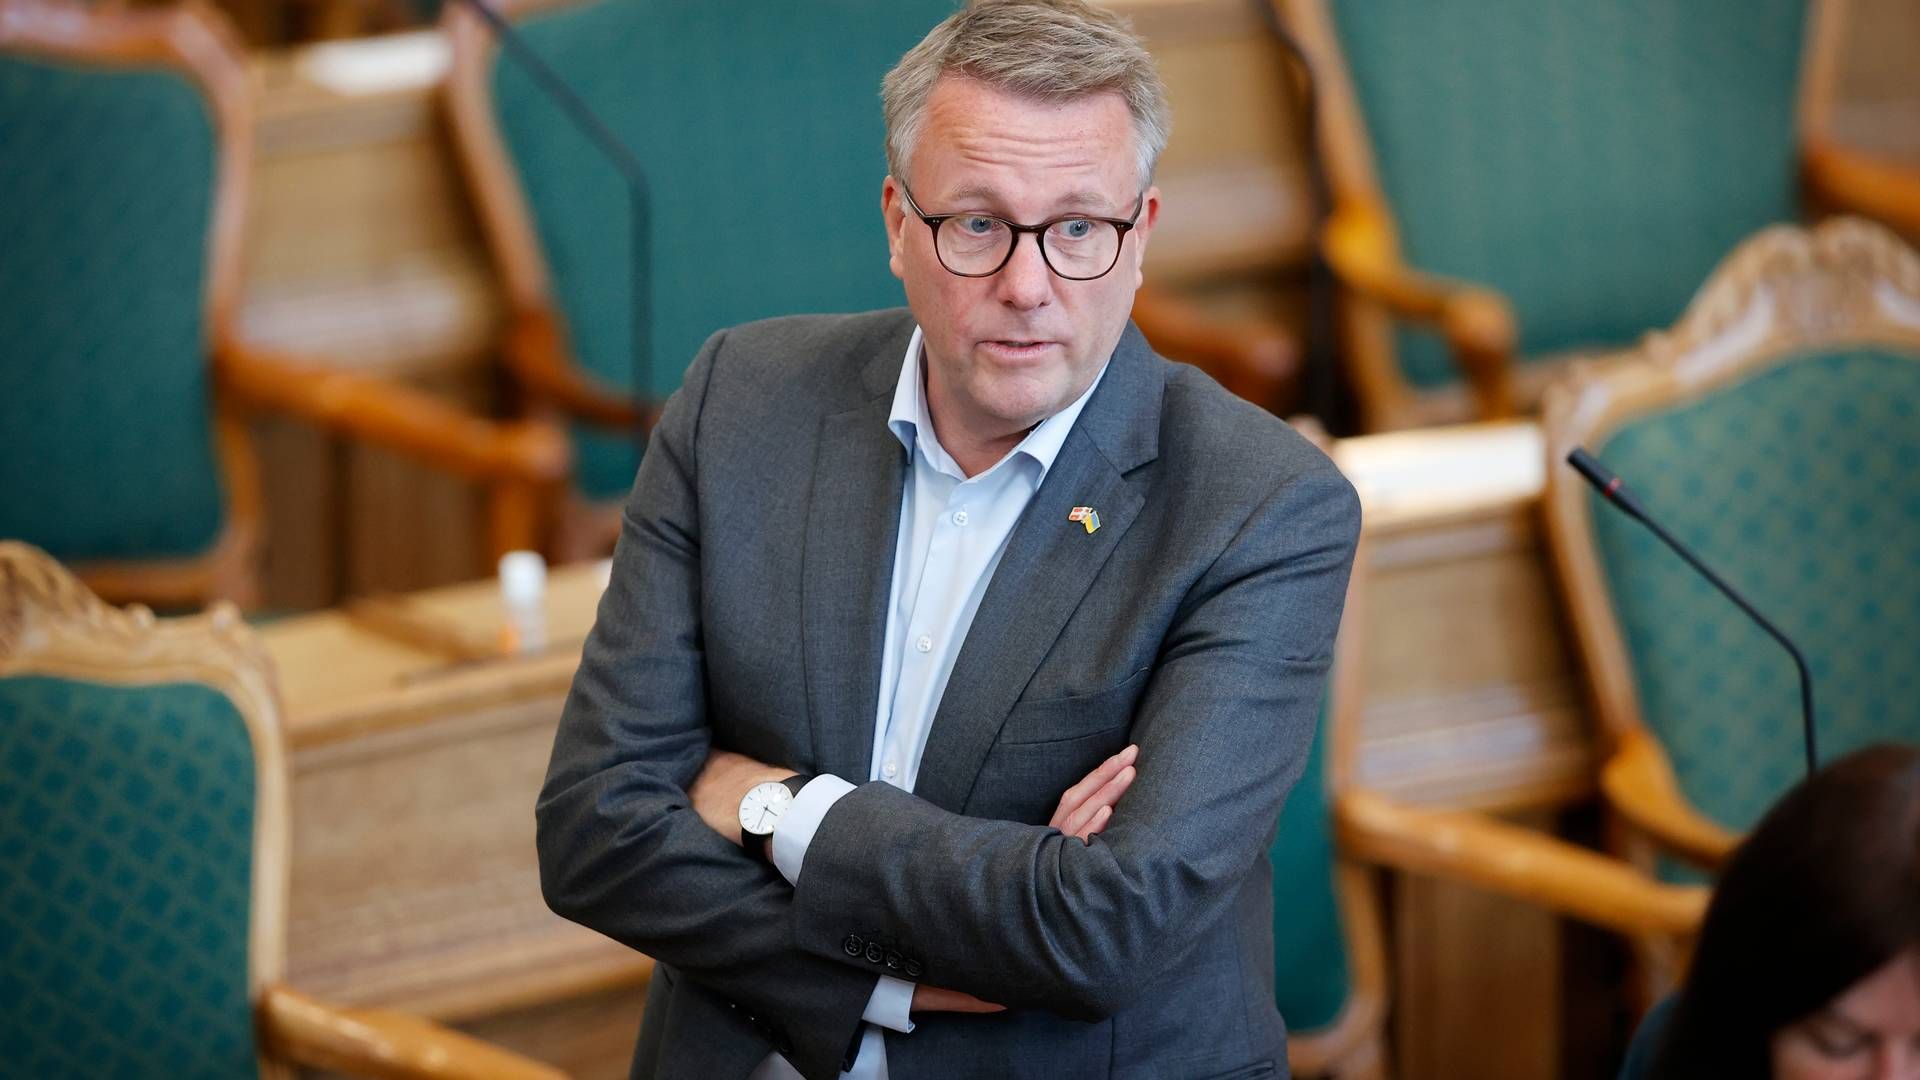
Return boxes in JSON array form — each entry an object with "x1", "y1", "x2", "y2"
[{"x1": 262, "y1": 559, "x2": 610, "y2": 745}]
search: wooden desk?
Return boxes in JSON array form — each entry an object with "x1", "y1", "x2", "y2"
[
  {"x1": 263, "y1": 561, "x2": 648, "y2": 1078},
  {"x1": 1332, "y1": 421, "x2": 1606, "y2": 1080}
]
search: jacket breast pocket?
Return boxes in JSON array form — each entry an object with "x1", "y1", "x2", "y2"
[
  {"x1": 966, "y1": 668, "x2": 1148, "y2": 824},
  {"x1": 996, "y1": 666, "x2": 1150, "y2": 746}
]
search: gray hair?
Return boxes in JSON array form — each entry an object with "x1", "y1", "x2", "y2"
[{"x1": 882, "y1": 0, "x2": 1172, "y2": 190}]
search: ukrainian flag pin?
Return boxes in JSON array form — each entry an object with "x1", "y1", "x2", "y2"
[{"x1": 1067, "y1": 506, "x2": 1101, "y2": 534}]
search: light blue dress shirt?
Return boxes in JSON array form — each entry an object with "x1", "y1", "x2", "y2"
[{"x1": 751, "y1": 326, "x2": 1107, "y2": 1080}]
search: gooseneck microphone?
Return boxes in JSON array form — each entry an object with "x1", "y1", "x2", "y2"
[
  {"x1": 451, "y1": 0, "x2": 655, "y2": 448},
  {"x1": 1567, "y1": 447, "x2": 1817, "y2": 774}
]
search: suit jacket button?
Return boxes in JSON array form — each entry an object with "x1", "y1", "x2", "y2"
[
  {"x1": 884, "y1": 950, "x2": 903, "y2": 971},
  {"x1": 903, "y1": 958, "x2": 923, "y2": 978},
  {"x1": 865, "y1": 942, "x2": 885, "y2": 965},
  {"x1": 843, "y1": 934, "x2": 864, "y2": 957}
]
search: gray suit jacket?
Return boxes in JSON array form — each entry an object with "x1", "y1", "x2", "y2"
[{"x1": 538, "y1": 309, "x2": 1360, "y2": 1080}]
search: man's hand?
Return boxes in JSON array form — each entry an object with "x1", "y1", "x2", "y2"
[
  {"x1": 689, "y1": 749, "x2": 793, "y2": 845},
  {"x1": 914, "y1": 745, "x2": 1139, "y2": 1015},
  {"x1": 1049, "y1": 743, "x2": 1138, "y2": 841}
]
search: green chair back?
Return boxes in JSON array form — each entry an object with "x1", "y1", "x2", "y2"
[
  {"x1": 0, "y1": 675, "x2": 259, "y2": 1077},
  {"x1": 1271, "y1": 700, "x2": 1351, "y2": 1033},
  {"x1": 0, "y1": 54, "x2": 228, "y2": 559},
  {"x1": 1327, "y1": 0, "x2": 1806, "y2": 388},
  {"x1": 489, "y1": 0, "x2": 956, "y2": 499},
  {"x1": 1588, "y1": 348, "x2": 1920, "y2": 840}
]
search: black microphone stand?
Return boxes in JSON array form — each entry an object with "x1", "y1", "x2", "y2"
[
  {"x1": 451, "y1": 0, "x2": 655, "y2": 450},
  {"x1": 1568, "y1": 447, "x2": 1817, "y2": 774}
]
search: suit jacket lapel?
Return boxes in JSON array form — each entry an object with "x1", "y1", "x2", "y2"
[
  {"x1": 799, "y1": 329, "x2": 912, "y2": 781},
  {"x1": 913, "y1": 323, "x2": 1164, "y2": 813}
]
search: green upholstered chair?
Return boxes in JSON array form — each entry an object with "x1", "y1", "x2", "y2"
[
  {"x1": 1268, "y1": 687, "x2": 1388, "y2": 1079},
  {"x1": 0, "y1": 0, "x2": 567, "y2": 610},
  {"x1": 1276, "y1": 0, "x2": 1920, "y2": 431},
  {"x1": 1542, "y1": 218, "x2": 1920, "y2": 882},
  {"x1": 0, "y1": 541, "x2": 565, "y2": 1079},
  {"x1": 443, "y1": 0, "x2": 1298, "y2": 554}
]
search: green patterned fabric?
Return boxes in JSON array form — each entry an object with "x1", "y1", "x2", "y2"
[
  {"x1": 1327, "y1": 0, "x2": 1805, "y2": 388},
  {"x1": 1271, "y1": 700, "x2": 1350, "y2": 1033},
  {"x1": 0, "y1": 675, "x2": 258, "y2": 1077},
  {"x1": 490, "y1": 0, "x2": 954, "y2": 499},
  {"x1": 1589, "y1": 349, "x2": 1920, "y2": 847},
  {"x1": 0, "y1": 55, "x2": 228, "y2": 559}
]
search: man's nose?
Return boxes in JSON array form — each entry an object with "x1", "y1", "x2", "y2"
[{"x1": 994, "y1": 232, "x2": 1053, "y2": 310}]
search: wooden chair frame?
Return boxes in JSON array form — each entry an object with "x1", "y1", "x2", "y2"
[
  {"x1": 0, "y1": 541, "x2": 565, "y2": 1078},
  {"x1": 1272, "y1": 0, "x2": 1920, "y2": 432},
  {"x1": 1539, "y1": 217, "x2": 1920, "y2": 874},
  {"x1": 1287, "y1": 538, "x2": 1707, "y2": 1078},
  {"x1": 440, "y1": 0, "x2": 1301, "y2": 554},
  {"x1": 0, "y1": 0, "x2": 571, "y2": 609}
]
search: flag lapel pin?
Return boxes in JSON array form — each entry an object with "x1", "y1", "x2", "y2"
[{"x1": 1067, "y1": 506, "x2": 1101, "y2": 534}]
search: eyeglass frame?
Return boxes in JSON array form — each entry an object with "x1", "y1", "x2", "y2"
[{"x1": 895, "y1": 180, "x2": 1146, "y2": 281}]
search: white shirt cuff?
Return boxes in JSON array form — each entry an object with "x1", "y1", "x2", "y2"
[
  {"x1": 770, "y1": 773, "x2": 856, "y2": 886},
  {"x1": 862, "y1": 975, "x2": 917, "y2": 1034}
]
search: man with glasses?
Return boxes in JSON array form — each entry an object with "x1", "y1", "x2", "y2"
[{"x1": 538, "y1": 2, "x2": 1359, "y2": 1078}]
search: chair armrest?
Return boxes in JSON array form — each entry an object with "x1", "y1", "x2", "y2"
[
  {"x1": 1600, "y1": 728, "x2": 1740, "y2": 871},
  {"x1": 258, "y1": 985, "x2": 566, "y2": 1080},
  {"x1": 1129, "y1": 285, "x2": 1301, "y2": 412},
  {"x1": 1802, "y1": 139, "x2": 1920, "y2": 238},
  {"x1": 1323, "y1": 199, "x2": 1519, "y2": 418},
  {"x1": 504, "y1": 309, "x2": 653, "y2": 431},
  {"x1": 1335, "y1": 789, "x2": 1708, "y2": 939},
  {"x1": 216, "y1": 341, "x2": 570, "y2": 485}
]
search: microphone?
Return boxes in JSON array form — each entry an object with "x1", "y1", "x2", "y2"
[
  {"x1": 1566, "y1": 447, "x2": 1817, "y2": 774},
  {"x1": 450, "y1": 0, "x2": 655, "y2": 449}
]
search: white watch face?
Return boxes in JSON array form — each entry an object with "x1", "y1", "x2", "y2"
[{"x1": 739, "y1": 780, "x2": 794, "y2": 837}]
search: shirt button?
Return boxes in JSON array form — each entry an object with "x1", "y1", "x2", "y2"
[
  {"x1": 915, "y1": 635, "x2": 932, "y2": 653},
  {"x1": 951, "y1": 510, "x2": 969, "y2": 526},
  {"x1": 882, "y1": 760, "x2": 898, "y2": 779}
]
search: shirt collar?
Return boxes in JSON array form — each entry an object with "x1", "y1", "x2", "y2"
[{"x1": 886, "y1": 325, "x2": 1109, "y2": 482}]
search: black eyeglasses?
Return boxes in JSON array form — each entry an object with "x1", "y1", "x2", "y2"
[{"x1": 898, "y1": 182, "x2": 1143, "y2": 281}]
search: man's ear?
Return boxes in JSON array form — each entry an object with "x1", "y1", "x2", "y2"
[
  {"x1": 1129, "y1": 184, "x2": 1161, "y2": 289},
  {"x1": 882, "y1": 175, "x2": 908, "y2": 282}
]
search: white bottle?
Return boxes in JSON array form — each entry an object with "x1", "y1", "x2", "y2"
[{"x1": 498, "y1": 550, "x2": 548, "y2": 654}]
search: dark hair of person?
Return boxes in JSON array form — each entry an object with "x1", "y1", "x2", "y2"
[{"x1": 1650, "y1": 743, "x2": 1920, "y2": 1077}]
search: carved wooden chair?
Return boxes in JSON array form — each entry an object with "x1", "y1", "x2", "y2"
[
  {"x1": 442, "y1": 0, "x2": 1298, "y2": 555},
  {"x1": 1540, "y1": 219, "x2": 1920, "y2": 965},
  {"x1": 1542, "y1": 217, "x2": 1920, "y2": 860},
  {"x1": 1274, "y1": 0, "x2": 1920, "y2": 431},
  {"x1": 0, "y1": 0, "x2": 569, "y2": 610},
  {"x1": 0, "y1": 541, "x2": 566, "y2": 1078}
]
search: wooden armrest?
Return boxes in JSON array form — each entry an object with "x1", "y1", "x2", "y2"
[
  {"x1": 258, "y1": 985, "x2": 566, "y2": 1080},
  {"x1": 216, "y1": 341, "x2": 570, "y2": 485},
  {"x1": 1335, "y1": 790, "x2": 1708, "y2": 939},
  {"x1": 1802, "y1": 139, "x2": 1920, "y2": 238},
  {"x1": 1601, "y1": 728, "x2": 1740, "y2": 871},
  {"x1": 1130, "y1": 285, "x2": 1300, "y2": 412},
  {"x1": 505, "y1": 309, "x2": 654, "y2": 431},
  {"x1": 1323, "y1": 199, "x2": 1519, "y2": 418}
]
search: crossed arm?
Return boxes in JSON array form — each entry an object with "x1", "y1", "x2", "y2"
[{"x1": 687, "y1": 742, "x2": 1144, "y2": 1013}]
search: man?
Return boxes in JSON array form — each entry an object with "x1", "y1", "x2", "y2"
[{"x1": 537, "y1": 2, "x2": 1360, "y2": 1078}]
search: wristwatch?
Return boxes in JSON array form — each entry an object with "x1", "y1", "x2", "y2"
[{"x1": 739, "y1": 774, "x2": 810, "y2": 863}]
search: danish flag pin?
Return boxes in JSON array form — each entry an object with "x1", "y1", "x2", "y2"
[{"x1": 1067, "y1": 506, "x2": 1101, "y2": 534}]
